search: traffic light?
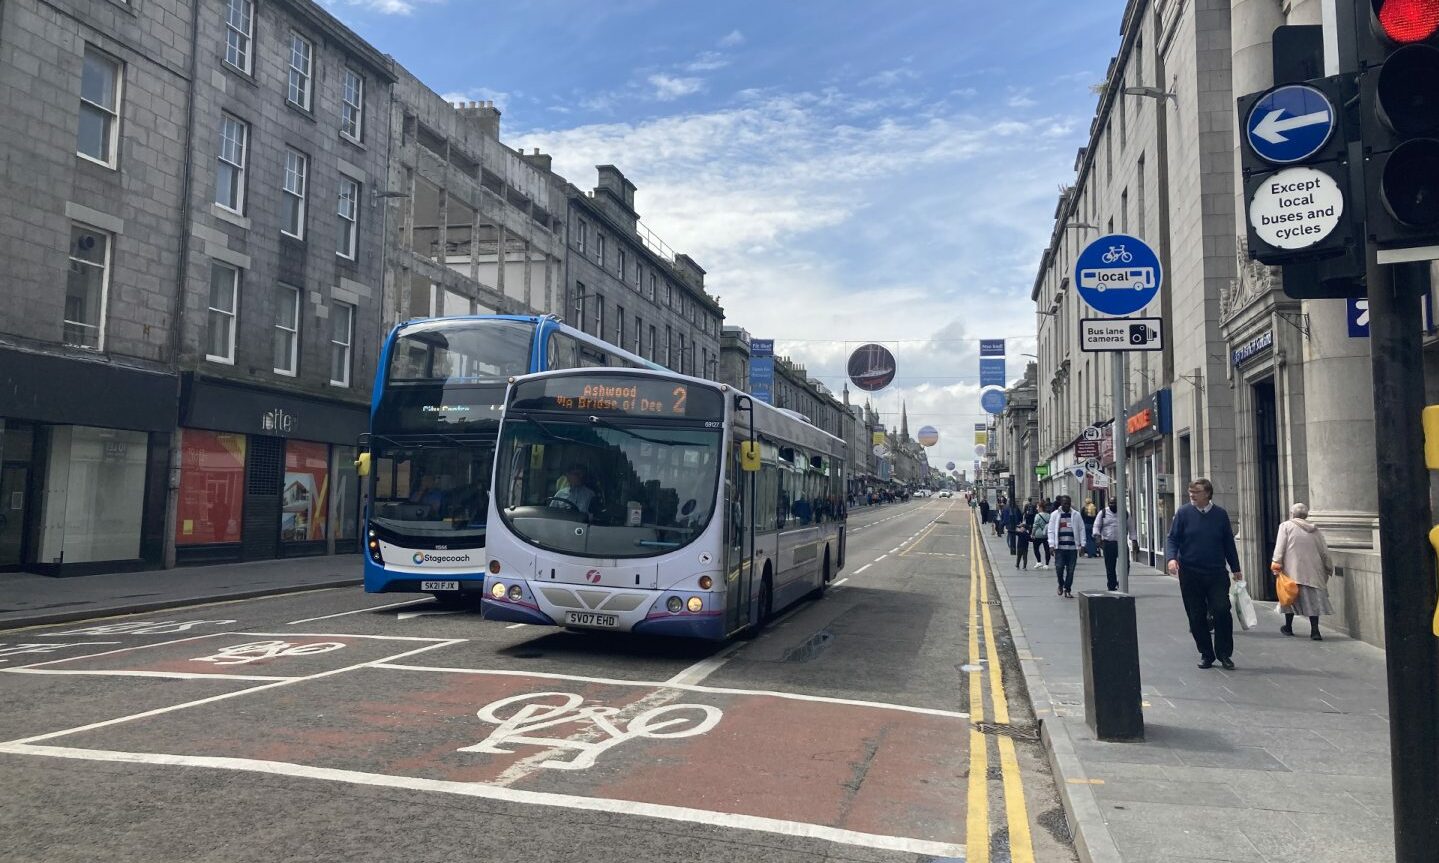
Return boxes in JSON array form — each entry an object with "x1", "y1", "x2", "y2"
[{"x1": 1358, "y1": 0, "x2": 1439, "y2": 248}]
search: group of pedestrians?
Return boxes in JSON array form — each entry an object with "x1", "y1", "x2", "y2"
[{"x1": 985, "y1": 477, "x2": 1337, "y2": 672}]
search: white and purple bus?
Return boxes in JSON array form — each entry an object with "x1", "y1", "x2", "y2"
[{"x1": 481, "y1": 366, "x2": 847, "y2": 640}]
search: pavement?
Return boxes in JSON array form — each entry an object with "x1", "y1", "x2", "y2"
[
  {"x1": 0, "y1": 555, "x2": 363, "y2": 631},
  {"x1": 978, "y1": 519, "x2": 1396, "y2": 863}
]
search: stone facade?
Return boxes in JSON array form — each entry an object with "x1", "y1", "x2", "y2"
[{"x1": 563, "y1": 166, "x2": 722, "y2": 376}]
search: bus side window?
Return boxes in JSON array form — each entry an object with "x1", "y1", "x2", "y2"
[{"x1": 547, "y1": 332, "x2": 581, "y2": 370}]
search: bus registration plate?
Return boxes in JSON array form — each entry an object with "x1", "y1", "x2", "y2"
[
  {"x1": 565, "y1": 611, "x2": 618, "y2": 628},
  {"x1": 421, "y1": 581, "x2": 459, "y2": 591}
]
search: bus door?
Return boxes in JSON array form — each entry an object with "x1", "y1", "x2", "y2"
[{"x1": 724, "y1": 442, "x2": 754, "y2": 633}]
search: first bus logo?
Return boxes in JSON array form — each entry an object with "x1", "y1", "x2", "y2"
[{"x1": 586, "y1": 569, "x2": 602, "y2": 583}]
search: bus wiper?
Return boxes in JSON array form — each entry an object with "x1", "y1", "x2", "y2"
[
  {"x1": 588, "y1": 416, "x2": 678, "y2": 446},
  {"x1": 519, "y1": 415, "x2": 602, "y2": 449}
]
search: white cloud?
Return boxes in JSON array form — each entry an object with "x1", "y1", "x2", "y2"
[
  {"x1": 686, "y1": 51, "x2": 730, "y2": 72},
  {"x1": 648, "y1": 74, "x2": 704, "y2": 101},
  {"x1": 438, "y1": 87, "x2": 512, "y2": 112},
  {"x1": 514, "y1": 89, "x2": 1070, "y2": 467},
  {"x1": 861, "y1": 67, "x2": 919, "y2": 88},
  {"x1": 718, "y1": 29, "x2": 745, "y2": 48},
  {"x1": 327, "y1": 0, "x2": 438, "y2": 14}
]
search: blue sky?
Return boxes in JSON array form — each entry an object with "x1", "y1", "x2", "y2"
[{"x1": 326, "y1": 0, "x2": 1122, "y2": 477}]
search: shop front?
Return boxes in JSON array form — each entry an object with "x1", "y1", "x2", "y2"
[
  {"x1": 175, "y1": 375, "x2": 367, "y2": 564},
  {"x1": 1122, "y1": 389, "x2": 1172, "y2": 567},
  {"x1": 0, "y1": 347, "x2": 176, "y2": 576}
]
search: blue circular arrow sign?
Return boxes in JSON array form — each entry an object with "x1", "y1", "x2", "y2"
[
  {"x1": 1073, "y1": 234, "x2": 1162, "y2": 316},
  {"x1": 1245, "y1": 84, "x2": 1335, "y2": 165}
]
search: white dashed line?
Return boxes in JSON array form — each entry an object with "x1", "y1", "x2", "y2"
[
  {"x1": 875, "y1": 554, "x2": 889, "y2": 562},
  {"x1": 854, "y1": 564, "x2": 872, "y2": 574}
]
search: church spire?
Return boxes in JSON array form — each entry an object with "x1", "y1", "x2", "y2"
[{"x1": 900, "y1": 401, "x2": 909, "y2": 440}]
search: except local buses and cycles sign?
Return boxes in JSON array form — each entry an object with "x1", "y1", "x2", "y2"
[
  {"x1": 1074, "y1": 234, "x2": 1162, "y2": 316},
  {"x1": 1247, "y1": 166, "x2": 1344, "y2": 250},
  {"x1": 510, "y1": 375, "x2": 724, "y2": 419}
]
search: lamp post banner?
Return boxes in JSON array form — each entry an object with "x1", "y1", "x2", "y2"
[{"x1": 979, "y1": 339, "x2": 1006, "y2": 357}]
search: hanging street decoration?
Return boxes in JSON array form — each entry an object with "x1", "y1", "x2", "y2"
[
  {"x1": 917, "y1": 425, "x2": 939, "y2": 447},
  {"x1": 848, "y1": 344, "x2": 896, "y2": 392}
]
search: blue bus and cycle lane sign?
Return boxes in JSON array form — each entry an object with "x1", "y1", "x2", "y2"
[
  {"x1": 1074, "y1": 234, "x2": 1162, "y2": 317},
  {"x1": 1244, "y1": 83, "x2": 1335, "y2": 165}
]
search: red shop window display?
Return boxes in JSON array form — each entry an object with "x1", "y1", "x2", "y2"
[
  {"x1": 282, "y1": 440, "x2": 329, "y2": 542},
  {"x1": 176, "y1": 430, "x2": 247, "y2": 545}
]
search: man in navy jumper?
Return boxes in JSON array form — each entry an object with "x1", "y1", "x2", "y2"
[{"x1": 1165, "y1": 478, "x2": 1244, "y2": 670}]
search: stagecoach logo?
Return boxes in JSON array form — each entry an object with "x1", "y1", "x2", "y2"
[
  {"x1": 261, "y1": 408, "x2": 296, "y2": 433},
  {"x1": 586, "y1": 568, "x2": 602, "y2": 583},
  {"x1": 412, "y1": 552, "x2": 473, "y2": 565}
]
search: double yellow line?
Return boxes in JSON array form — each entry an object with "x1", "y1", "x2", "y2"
[{"x1": 966, "y1": 513, "x2": 1035, "y2": 863}]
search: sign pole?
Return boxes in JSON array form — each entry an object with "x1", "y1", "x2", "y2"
[{"x1": 1113, "y1": 354, "x2": 1129, "y2": 593}]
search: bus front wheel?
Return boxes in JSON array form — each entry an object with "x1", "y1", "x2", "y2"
[
  {"x1": 810, "y1": 549, "x2": 831, "y2": 600},
  {"x1": 741, "y1": 570, "x2": 774, "y2": 639}
]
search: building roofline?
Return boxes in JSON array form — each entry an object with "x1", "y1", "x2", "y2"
[{"x1": 277, "y1": 0, "x2": 396, "y2": 82}]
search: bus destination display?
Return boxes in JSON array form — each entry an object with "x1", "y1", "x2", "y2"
[{"x1": 512, "y1": 376, "x2": 723, "y2": 419}]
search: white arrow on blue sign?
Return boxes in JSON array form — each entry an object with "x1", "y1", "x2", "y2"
[
  {"x1": 1074, "y1": 234, "x2": 1163, "y2": 316},
  {"x1": 1245, "y1": 84, "x2": 1335, "y2": 165}
]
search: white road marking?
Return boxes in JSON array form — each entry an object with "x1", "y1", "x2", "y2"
[
  {"x1": 396, "y1": 610, "x2": 463, "y2": 621},
  {"x1": 262, "y1": 631, "x2": 451, "y2": 642},
  {"x1": 505, "y1": 623, "x2": 528, "y2": 629},
  {"x1": 875, "y1": 555, "x2": 888, "y2": 562},
  {"x1": 372, "y1": 664, "x2": 969, "y2": 719},
  {"x1": 854, "y1": 564, "x2": 872, "y2": 574},
  {"x1": 831, "y1": 578, "x2": 849, "y2": 588},
  {"x1": 7, "y1": 639, "x2": 463, "y2": 746},
  {"x1": 1, "y1": 633, "x2": 237, "y2": 671},
  {"x1": 2, "y1": 668, "x2": 286, "y2": 682},
  {"x1": 0, "y1": 743, "x2": 965, "y2": 859},
  {"x1": 287, "y1": 598, "x2": 431, "y2": 625},
  {"x1": 888, "y1": 547, "x2": 901, "y2": 554},
  {"x1": 664, "y1": 641, "x2": 746, "y2": 687}
]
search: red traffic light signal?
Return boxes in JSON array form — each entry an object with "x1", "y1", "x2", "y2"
[{"x1": 1375, "y1": 0, "x2": 1439, "y2": 44}]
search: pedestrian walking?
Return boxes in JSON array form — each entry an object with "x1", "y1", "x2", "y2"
[
  {"x1": 1031, "y1": 502, "x2": 1052, "y2": 569},
  {"x1": 1004, "y1": 501, "x2": 1022, "y2": 554},
  {"x1": 1081, "y1": 498, "x2": 1099, "y2": 558},
  {"x1": 1271, "y1": 502, "x2": 1335, "y2": 641},
  {"x1": 1093, "y1": 499, "x2": 1136, "y2": 591},
  {"x1": 978, "y1": 498, "x2": 991, "y2": 526},
  {"x1": 1165, "y1": 478, "x2": 1243, "y2": 670},
  {"x1": 1014, "y1": 516, "x2": 1031, "y2": 569},
  {"x1": 1047, "y1": 495, "x2": 1082, "y2": 598}
]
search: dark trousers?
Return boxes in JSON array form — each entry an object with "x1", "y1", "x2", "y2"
[
  {"x1": 1102, "y1": 540, "x2": 1120, "y2": 590},
  {"x1": 1083, "y1": 521, "x2": 1097, "y2": 556},
  {"x1": 1015, "y1": 538, "x2": 1029, "y2": 567},
  {"x1": 1180, "y1": 570, "x2": 1234, "y2": 661},
  {"x1": 1007, "y1": 529, "x2": 1018, "y2": 553},
  {"x1": 1032, "y1": 537, "x2": 1050, "y2": 564},
  {"x1": 1054, "y1": 549, "x2": 1078, "y2": 592}
]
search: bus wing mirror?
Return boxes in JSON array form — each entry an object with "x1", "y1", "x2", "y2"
[
  {"x1": 355, "y1": 452, "x2": 371, "y2": 477},
  {"x1": 740, "y1": 441, "x2": 761, "y2": 472}
]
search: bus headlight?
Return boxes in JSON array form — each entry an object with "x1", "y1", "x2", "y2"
[
  {"x1": 367, "y1": 538, "x2": 383, "y2": 564},
  {"x1": 666, "y1": 597, "x2": 683, "y2": 614},
  {"x1": 490, "y1": 582, "x2": 507, "y2": 599},
  {"x1": 687, "y1": 597, "x2": 703, "y2": 613},
  {"x1": 507, "y1": 585, "x2": 524, "y2": 602},
  {"x1": 698, "y1": 576, "x2": 713, "y2": 590}
]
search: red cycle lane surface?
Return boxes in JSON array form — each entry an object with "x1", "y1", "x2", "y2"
[{"x1": 17, "y1": 665, "x2": 971, "y2": 852}]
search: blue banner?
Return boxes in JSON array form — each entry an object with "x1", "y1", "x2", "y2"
[
  {"x1": 979, "y1": 358, "x2": 1006, "y2": 388},
  {"x1": 979, "y1": 339, "x2": 1006, "y2": 357},
  {"x1": 751, "y1": 338, "x2": 774, "y2": 358},
  {"x1": 749, "y1": 356, "x2": 774, "y2": 403}
]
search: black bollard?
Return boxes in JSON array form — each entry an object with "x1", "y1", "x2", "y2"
[{"x1": 1078, "y1": 591, "x2": 1144, "y2": 741}]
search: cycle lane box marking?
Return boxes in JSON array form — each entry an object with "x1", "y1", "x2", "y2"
[
  {"x1": 15, "y1": 666, "x2": 970, "y2": 852},
  {"x1": 2, "y1": 633, "x2": 449, "y2": 680}
]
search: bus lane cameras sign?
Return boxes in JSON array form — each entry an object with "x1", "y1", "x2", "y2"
[{"x1": 1074, "y1": 233, "x2": 1162, "y2": 317}]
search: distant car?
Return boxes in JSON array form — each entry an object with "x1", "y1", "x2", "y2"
[
  {"x1": 938, "y1": 490, "x2": 952, "y2": 498},
  {"x1": 914, "y1": 489, "x2": 930, "y2": 497}
]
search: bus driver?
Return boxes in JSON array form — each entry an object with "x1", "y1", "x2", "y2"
[{"x1": 550, "y1": 465, "x2": 596, "y2": 516}]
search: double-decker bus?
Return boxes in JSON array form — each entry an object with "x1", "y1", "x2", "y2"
[
  {"x1": 480, "y1": 366, "x2": 847, "y2": 640},
  {"x1": 361, "y1": 315, "x2": 661, "y2": 600}
]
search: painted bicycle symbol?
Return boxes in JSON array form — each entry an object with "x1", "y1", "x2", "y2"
[
  {"x1": 1101, "y1": 244, "x2": 1134, "y2": 264},
  {"x1": 191, "y1": 640, "x2": 345, "y2": 666},
  {"x1": 458, "y1": 691, "x2": 723, "y2": 770}
]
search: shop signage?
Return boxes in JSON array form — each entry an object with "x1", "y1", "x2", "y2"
[
  {"x1": 1231, "y1": 330, "x2": 1274, "y2": 366},
  {"x1": 262, "y1": 408, "x2": 297, "y2": 434},
  {"x1": 1127, "y1": 408, "x2": 1153, "y2": 436},
  {"x1": 980, "y1": 339, "x2": 1006, "y2": 357},
  {"x1": 1034, "y1": 464, "x2": 1050, "y2": 478},
  {"x1": 1125, "y1": 389, "x2": 1172, "y2": 444}
]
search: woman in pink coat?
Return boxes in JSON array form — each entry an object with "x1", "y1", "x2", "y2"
[{"x1": 1270, "y1": 502, "x2": 1335, "y2": 641}]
